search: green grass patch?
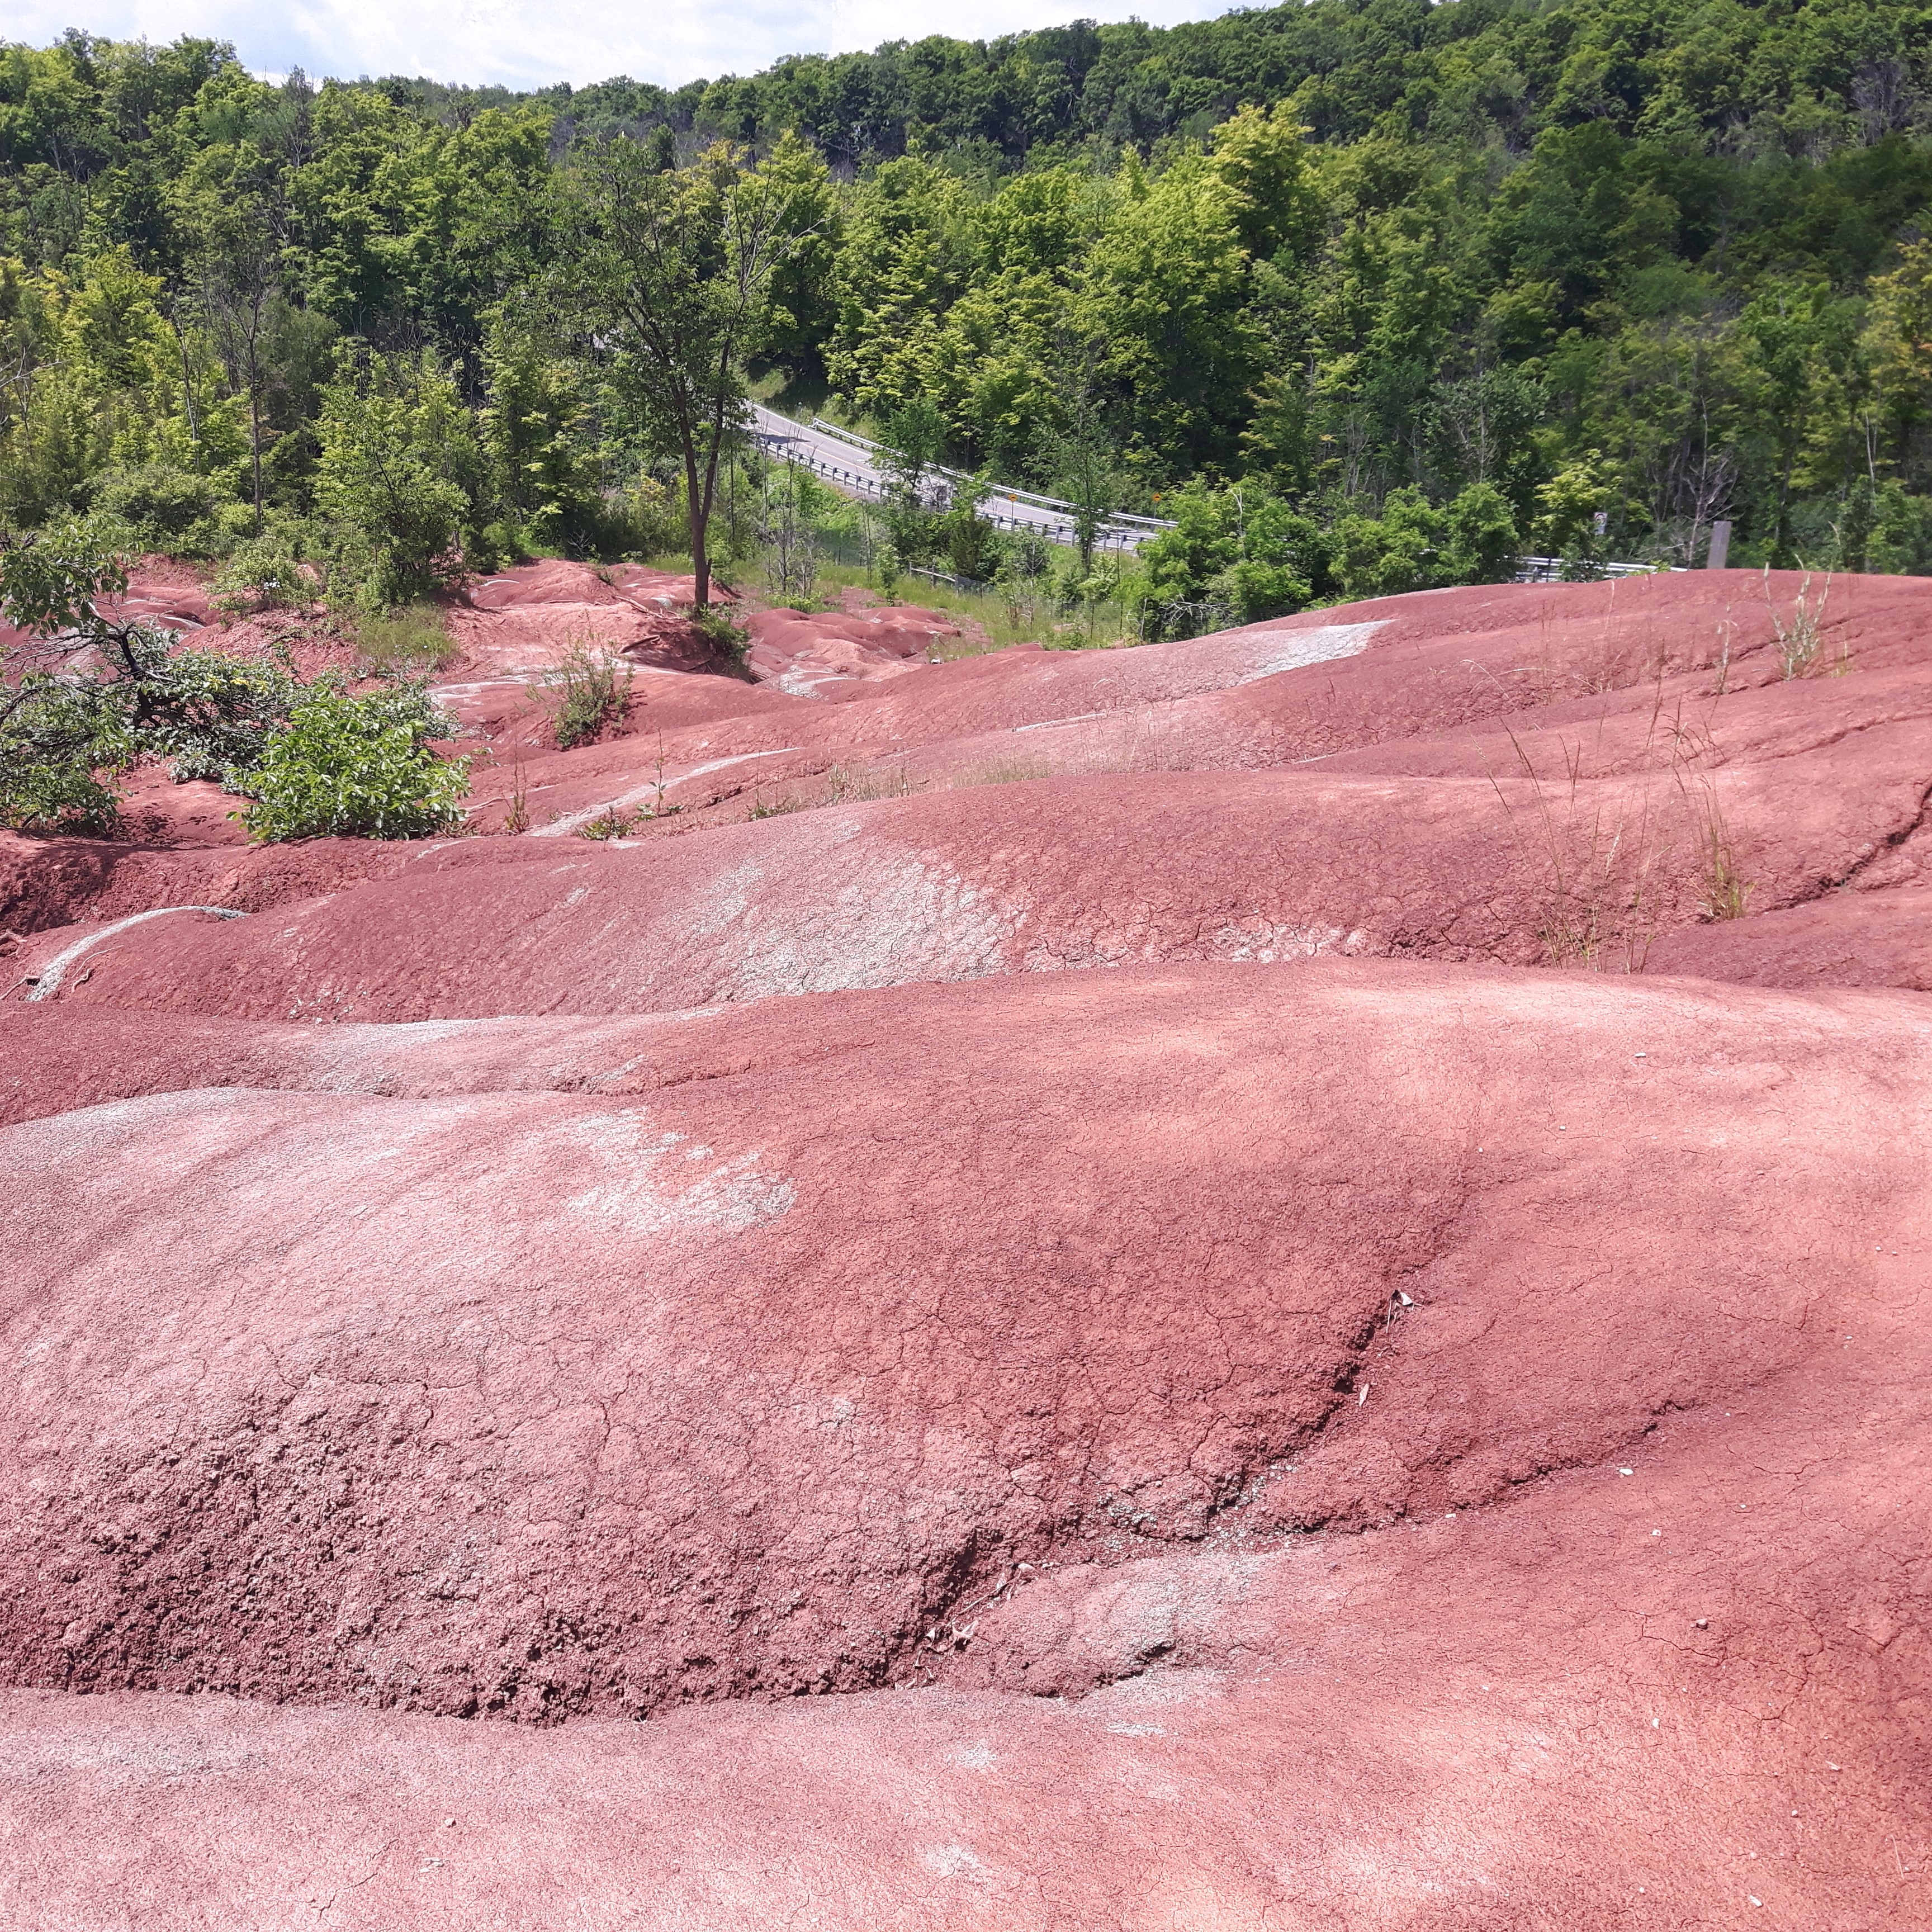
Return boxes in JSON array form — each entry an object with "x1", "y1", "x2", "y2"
[{"x1": 353, "y1": 603, "x2": 459, "y2": 674}]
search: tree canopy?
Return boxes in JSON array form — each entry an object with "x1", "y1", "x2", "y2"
[{"x1": 6, "y1": 3, "x2": 1932, "y2": 597}]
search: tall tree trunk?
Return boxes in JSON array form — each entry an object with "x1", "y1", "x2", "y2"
[
  {"x1": 172, "y1": 318, "x2": 201, "y2": 454},
  {"x1": 683, "y1": 442, "x2": 710, "y2": 610},
  {"x1": 250, "y1": 388, "x2": 264, "y2": 538}
]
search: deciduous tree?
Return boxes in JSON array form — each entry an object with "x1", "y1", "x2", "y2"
[{"x1": 550, "y1": 133, "x2": 823, "y2": 611}]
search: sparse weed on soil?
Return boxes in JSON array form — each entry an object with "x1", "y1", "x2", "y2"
[
  {"x1": 744, "y1": 759, "x2": 919, "y2": 819},
  {"x1": 744, "y1": 792, "x2": 801, "y2": 821},
  {"x1": 1689, "y1": 783, "x2": 1753, "y2": 920},
  {"x1": 954, "y1": 756, "x2": 1052, "y2": 787},
  {"x1": 577, "y1": 805, "x2": 642, "y2": 840},
  {"x1": 572, "y1": 746, "x2": 683, "y2": 837},
  {"x1": 1489, "y1": 686, "x2": 1756, "y2": 972},
  {"x1": 503, "y1": 774, "x2": 531, "y2": 835}
]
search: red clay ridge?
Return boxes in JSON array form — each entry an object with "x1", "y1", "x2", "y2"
[{"x1": 2, "y1": 566, "x2": 1927, "y2": 1929}]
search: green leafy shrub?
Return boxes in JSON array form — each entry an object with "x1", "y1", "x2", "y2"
[
  {"x1": 88, "y1": 464, "x2": 220, "y2": 551},
  {"x1": 1221, "y1": 552, "x2": 1312, "y2": 622},
  {"x1": 315, "y1": 349, "x2": 482, "y2": 609},
  {"x1": 480, "y1": 310, "x2": 603, "y2": 551},
  {"x1": 2, "y1": 628, "x2": 314, "y2": 806},
  {"x1": 1221, "y1": 498, "x2": 1328, "y2": 619},
  {"x1": 1136, "y1": 479, "x2": 1329, "y2": 635},
  {"x1": 580, "y1": 473, "x2": 684, "y2": 562},
  {"x1": 3, "y1": 524, "x2": 472, "y2": 844},
  {"x1": 1868, "y1": 483, "x2": 1932, "y2": 576},
  {"x1": 211, "y1": 536, "x2": 311, "y2": 617},
  {"x1": 1532, "y1": 454, "x2": 1613, "y2": 577},
  {"x1": 532, "y1": 643, "x2": 633, "y2": 749},
  {"x1": 941, "y1": 486, "x2": 1001, "y2": 581},
  {"x1": 688, "y1": 604, "x2": 750, "y2": 670},
  {"x1": 0, "y1": 516, "x2": 131, "y2": 633},
  {"x1": 242, "y1": 686, "x2": 470, "y2": 843},
  {"x1": 0, "y1": 674, "x2": 130, "y2": 835},
  {"x1": 1, "y1": 522, "x2": 134, "y2": 835},
  {"x1": 472, "y1": 519, "x2": 532, "y2": 572},
  {"x1": 577, "y1": 805, "x2": 641, "y2": 839},
  {"x1": 1440, "y1": 482, "x2": 1523, "y2": 584},
  {"x1": 1330, "y1": 483, "x2": 1523, "y2": 601},
  {"x1": 2, "y1": 520, "x2": 309, "y2": 823},
  {"x1": 1330, "y1": 487, "x2": 1445, "y2": 600},
  {"x1": 0, "y1": 756, "x2": 125, "y2": 837},
  {"x1": 131, "y1": 638, "x2": 307, "y2": 784}
]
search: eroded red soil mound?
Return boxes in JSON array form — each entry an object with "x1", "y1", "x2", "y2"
[
  {"x1": 12, "y1": 712, "x2": 1924, "y2": 1016},
  {"x1": 453, "y1": 559, "x2": 718, "y2": 677},
  {"x1": 13, "y1": 569, "x2": 1924, "y2": 998},
  {"x1": 5, "y1": 565, "x2": 1930, "y2": 1929},
  {"x1": 742, "y1": 600, "x2": 961, "y2": 693},
  {"x1": 0, "y1": 831, "x2": 427, "y2": 949},
  {"x1": 1, "y1": 963, "x2": 1927, "y2": 1928}
]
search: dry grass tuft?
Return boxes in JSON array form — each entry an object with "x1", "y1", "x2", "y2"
[
  {"x1": 745, "y1": 760, "x2": 921, "y2": 820},
  {"x1": 1767, "y1": 570, "x2": 1850, "y2": 680},
  {"x1": 1489, "y1": 686, "x2": 1756, "y2": 972}
]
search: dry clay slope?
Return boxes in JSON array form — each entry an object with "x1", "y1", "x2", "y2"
[
  {"x1": 1, "y1": 962, "x2": 1930, "y2": 1928},
  {"x1": 7, "y1": 569, "x2": 1932, "y2": 1010},
  {"x1": 2, "y1": 571, "x2": 1930, "y2": 1930}
]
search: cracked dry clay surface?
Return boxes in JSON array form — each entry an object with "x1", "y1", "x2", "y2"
[{"x1": 2, "y1": 569, "x2": 1929, "y2": 1931}]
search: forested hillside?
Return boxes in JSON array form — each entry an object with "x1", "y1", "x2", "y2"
[{"x1": 6, "y1": 0, "x2": 1932, "y2": 620}]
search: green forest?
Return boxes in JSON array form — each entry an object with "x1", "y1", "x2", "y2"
[{"x1": 7, "y1": 0, "x2": 1932, "y2": 635}]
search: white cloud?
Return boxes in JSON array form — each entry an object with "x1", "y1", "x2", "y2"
[{"x1": 11, "y1": 1, "x2": 1239, "y2": 91}]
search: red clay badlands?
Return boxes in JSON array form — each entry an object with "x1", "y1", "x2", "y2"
[{"x1": 2, "y1": 567, "x2": 1928, "y2": 1930}]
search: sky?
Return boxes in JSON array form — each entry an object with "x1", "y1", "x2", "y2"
[{"x1": 10, "y1": 1, "x2": 1242, "y2": 91}]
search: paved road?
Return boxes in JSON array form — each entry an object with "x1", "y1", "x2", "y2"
[{"x1": 749, "y1": 405, "x2": 1168, "y2": 554}]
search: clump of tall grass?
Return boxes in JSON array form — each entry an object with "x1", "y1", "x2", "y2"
[
  {"x1": 353, "y1": 603, "x2": 459, "y2": 674},
  {"x1": 1487, "y1": 692, "x2": 1759, "y2": 973}
]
